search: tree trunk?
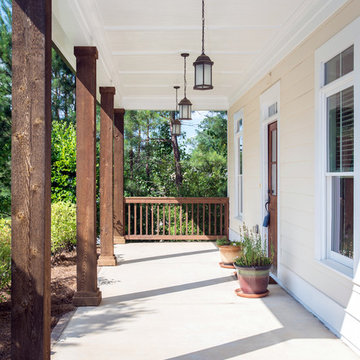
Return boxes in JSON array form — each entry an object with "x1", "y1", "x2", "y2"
[{"x1": 170, "y1": 111, "x2": 183, "y2": 189}]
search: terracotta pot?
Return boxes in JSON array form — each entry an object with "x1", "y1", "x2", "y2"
[
  {"x1": 218, "y1": 245, "x2": 242, "y2": 265},
  {"x1": 234, "y1": 264, "x2": 271, "y2": 294}
]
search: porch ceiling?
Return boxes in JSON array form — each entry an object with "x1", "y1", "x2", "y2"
[{"x1": 52, "y1": 0, "x2": 347, "y2": 110}]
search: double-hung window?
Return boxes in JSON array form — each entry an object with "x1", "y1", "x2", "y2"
[
  {"x1": 316, "y1": 18, "x2": 360, "y2": 274},
  {"x1": 234, "y1": 111, "x2": 243, "y2": 218}
]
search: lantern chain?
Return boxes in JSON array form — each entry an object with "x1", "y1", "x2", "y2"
[
  {"x1": 184, "y1": 55, "x2": 187, "y2": 98},
  {"x1": 202, "y1": 0, "x2": 205, "y2": 55}
]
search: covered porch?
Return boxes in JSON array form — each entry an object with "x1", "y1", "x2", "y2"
[
  {"x1": 11, "y1": 0, "x2": 360, "y2": 358},
  {"x1": 51, "y1": 242, "x2": 358, "y2": 359}
]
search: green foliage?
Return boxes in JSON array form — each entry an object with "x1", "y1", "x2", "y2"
[
  {"x1": 51, "y1": 121, "x2": 77, "y2": 203},
  {"x1": 0, "y1": 218, "x2": 11, "y2": 293},
  {"x1": 181, "y1": 112, "x2": 227, "y2": 197},
  {"x1": 124, "y1": 110, "x2": 228, "y2": 198},
  {"x1": 234, "y1": 224, "x2": 272, "y2": 267},
  {"x1": 51, "y1": 202, "x2": 77, "y2": 254},
  {"x1": 51, "y1": 48, "x2": 76, "y2": 124},
  {"x1": 216, "y1": 236, "x2": 230, "y2": 246},
  {"x1": 0, "y1": 0, "x2": 12, "y2": 217}
]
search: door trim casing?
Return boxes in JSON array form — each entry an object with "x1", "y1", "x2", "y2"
[{"x1": 260, "y1": 81, "x2": 280, "y2": 277}]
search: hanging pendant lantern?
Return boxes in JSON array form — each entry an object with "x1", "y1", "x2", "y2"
[
  {"x1": 193, "y1": 0, "x2": 213, "y2": 90},
  {"x1": 171, "y1": 86, "x2": 181, "y2": 136},
  {"x1": 179, "y1": 53, "x2": 192, "y2": 120}
]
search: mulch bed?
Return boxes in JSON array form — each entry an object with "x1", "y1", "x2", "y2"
[{"x1": 0, "y1": 251, "x2": 77, "y2": 360}]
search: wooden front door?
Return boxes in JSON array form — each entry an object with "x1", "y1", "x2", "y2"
[{"x1": 268, "y1": 121, "x2": 278, "y2": 273}]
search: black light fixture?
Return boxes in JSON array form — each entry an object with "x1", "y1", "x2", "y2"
[
  {"x1": 193, "y1": 0, "x2": 213, "y2": 90},
  {"x1": 172, "y1": 86, "x2": 181, "y2": 136},
  {"x1": 178, "y1": 53, "x2": 192, "y2": 120}
]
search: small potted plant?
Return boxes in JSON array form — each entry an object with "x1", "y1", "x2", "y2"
[
  {"x1": 233, "y1": 224, "x2": 272, "y2": 298},
  {"x1": 216, "y1": 236, "x2": 242, "y2": 269}
]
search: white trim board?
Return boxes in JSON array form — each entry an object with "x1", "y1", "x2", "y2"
[{"x1": 260, "y1": 81, "x2": 281, "y2": 277}]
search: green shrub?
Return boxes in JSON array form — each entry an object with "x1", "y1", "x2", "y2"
[
  {"x1": 0, "y1": 218, "x2": 11, "y2": 291},
  {"x1": 51, "y1": 201, "x2": 77, "y2": 254}
]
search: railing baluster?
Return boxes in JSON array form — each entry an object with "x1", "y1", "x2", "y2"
[
  {"x1": 134, "y1": 203, "x2": 137, "y2": 235},
  {"x1": 128, "y1": 204, "x2": 131, "y2": 235},
  {"x1": 202, "y1": 203, "x2": 205, "y2": 235},
  {"x1": 185, "y1": 204, "x2": 188, "y2": 235},
  {"x1": 163, "y1": 204, "x2": 165, "y2": 235},
  {"x1": 180, "y1": 204, "x2": 182, "y2": 235},
  {"x1": 140, "y1": 204, "x2": 143, "y2": 235},
  {"x1": 220, "y1": 203, "x2": 223, "y2": 235},
  {"x1": 208, "y1": 203, "x2": 211, "y2": 235},
  {"x1": 157, "y1": 204, "x2": 160, "y2": 235},
  {"x1": 197, "y1": 203, "x2": 199, "y2": 235},
  {"x1": 151, "y1": 204, "x2": 154, "y2": 235},
  {"x1": 168, "y1": 204, "x2": 171, "y2": 235},
  {"x1": 191, "y1": 203, "x2": 194, "y2": 235},
  {"x1": 214, "y1": 204, "x2": 217, "y2": 235},
  {"x1": 174, "y1": 205, "x2": 177, "y2": 235},
  {"x1": 146, "y1": 204, "x2": 148, "y2": 235}
]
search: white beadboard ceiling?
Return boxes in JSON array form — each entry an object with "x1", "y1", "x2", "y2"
[{"x1": 52, "y1": 0, "x2": 348, "y2": 110}]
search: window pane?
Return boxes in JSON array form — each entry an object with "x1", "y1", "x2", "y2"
[
  {"x1": 342, "y1": 45, "x2": 354, "y2": 76},
  {"x1": 237, "y1": 118, "x2": 243, "y2": 133},
  {"x1": 271, "y1": 164, "x2": 277, "y2": 195},
  {"x1": 238, "y1": 175, "x2": 243, "y2": 215},
  {"x1": 327, "y1": 86, "x2": 354, "y2": 172},
  {"x1": 271, "y1": 129, "x2": 277, "y2": 162},
  {"x1": 324, "y1": 45, "x2": 354, "y2": 85},
  {"x1": 325, "y1": 54, "x2": 340, "y2": 85},
  {"x1": 239, "y1": 136, "x2": 243, "y2": 175},
  {"x1": 330, "y1": 177, "x2": 353, "y2": 259}
]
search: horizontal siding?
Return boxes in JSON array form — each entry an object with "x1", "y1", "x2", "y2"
[{"x1": 228, "y1": 0, "x2": 360, "y2": 326}]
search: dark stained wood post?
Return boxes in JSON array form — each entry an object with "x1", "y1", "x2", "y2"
[
  {"x1": 73, "y1": 47, "x2": 102, "y2": 306},
  {"x1": 11, "y1": 0, "x2": 52, "y2": 358},
  {"x1": 114, "y1": 109, "x2": 125, "y2": 244},
  {"x1": 98, "y1": 87, "x2": 117, "y2": 266}
]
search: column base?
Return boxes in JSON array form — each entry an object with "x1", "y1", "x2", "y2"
[
  {"x1": 98, "y1": 255, "x2": 117, "y2": 266},
  {"x1": 114, "y1": 235, "x2": 126, "y2": 244},
  {"x1": 73, "y1": 289, "x2": 102, "y2": 307}
]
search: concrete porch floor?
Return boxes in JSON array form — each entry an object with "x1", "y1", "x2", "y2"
[{"x1": 51, "y1": 243, "x2": 359, "y2": 360}]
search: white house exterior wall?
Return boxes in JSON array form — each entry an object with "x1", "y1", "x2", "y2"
[{"x1": 227, "y1": 0, "x2": 360, "y2": 352}]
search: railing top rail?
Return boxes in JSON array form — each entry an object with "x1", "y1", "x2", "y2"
[{"x1": 124, "y1": 197, "x2": 229, "y2": 204}]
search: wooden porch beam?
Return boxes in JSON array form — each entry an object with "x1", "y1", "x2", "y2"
[
  {"x1": 73, "y1": 46, "x2": 102, "y2": 306},
  {"x1": 113, "y1": 108, "x2": 125, "y2": 244},
  {"x1": 11, "y1": 0, "x2": 52, "y2": 358},
  {"x1": 98, "y1": 87, "x2": 117, "y2": 266}
]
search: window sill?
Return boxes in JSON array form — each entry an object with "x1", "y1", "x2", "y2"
[{"x1": 317, "y1": 258, "x2": 353, "y2": 280}]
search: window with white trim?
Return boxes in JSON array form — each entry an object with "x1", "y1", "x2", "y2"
[
  {"x1": 316, "y1": 18, "x2": 360, "y2": 272},
  {"x1": 234, "y1": 111, "x2": 243, "y2": 218}
]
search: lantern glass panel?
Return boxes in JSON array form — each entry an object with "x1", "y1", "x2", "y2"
[
  {"x1": 185, "y1": 104, "x2": 191, "y2": 119},
  {"x1": 204, "y1": 63, "x2": 211, "y2": 85},
  {"x1": 195, "y1": 63, "x2": 204, "y2": 86}
]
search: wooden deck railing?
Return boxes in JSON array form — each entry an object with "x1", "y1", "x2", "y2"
[{"x1": 124, "y1": 197, "x2": 229, "y2": 241}]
